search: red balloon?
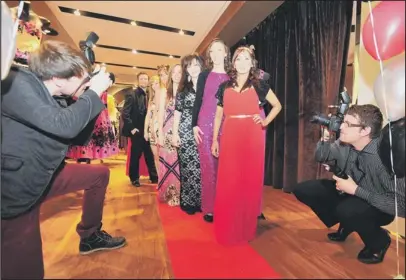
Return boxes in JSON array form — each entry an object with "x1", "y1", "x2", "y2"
[{"x1": 362, "y1": 1, "x2": 405, "y2": 61}]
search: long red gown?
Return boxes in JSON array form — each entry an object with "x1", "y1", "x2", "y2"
[{"x1": 214, "y1": 87, "x2": 265, "y2": 246}]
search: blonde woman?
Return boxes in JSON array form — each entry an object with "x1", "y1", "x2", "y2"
[
  {"x1": 157, "y1": 64, "x2": 170, "y2": 88},
  {"x1": 144, "y1": 75, "x2": 161, "y2": 174}
]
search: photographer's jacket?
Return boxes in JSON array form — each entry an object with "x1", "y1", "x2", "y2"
[
  {"x1": 1, "y1": 66, "x2": 105, "y2": 219},
  {"x1": 315, "y1": 138, "x2": 405, "y2": 217}
]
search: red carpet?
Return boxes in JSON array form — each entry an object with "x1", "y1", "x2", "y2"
[{"x1": 158, "y1": 203, "x2": 280, "y2": 279}]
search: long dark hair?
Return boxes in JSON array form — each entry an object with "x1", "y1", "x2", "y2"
[
  {"x1": 205, "y1": 38, "x2": 232, "y2": 73},
  {"x1": 178, "y1": 53, "x2": 204, "y2": 93},
  {"x1": 227, "y1": 45, "x2": 260, "y2": 92},
  {"x1": 166, "y1": 64, "x2": 181, "y2": 102}
]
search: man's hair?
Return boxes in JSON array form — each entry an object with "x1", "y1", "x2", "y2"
[
  {"x1": 137, "y1": 72, "x2": 148, "y2": 81},
  {"x1": 29, "y1": 40, "x2": 92, "y2": 80},
  {"x1": 346, "y1": 104, "x2": 383, "y2": 139}
]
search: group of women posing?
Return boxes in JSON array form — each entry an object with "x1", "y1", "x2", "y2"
[{"x1": 145, "y1": 38, "x2": 282, "y2": 246}]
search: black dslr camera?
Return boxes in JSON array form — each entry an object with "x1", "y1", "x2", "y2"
[
  {"x1": 79, "y1": 32, "x2": 99, "y2": 65},
  {"x1": 310, "y1": 90, "x2": 351, "y2": 133}
]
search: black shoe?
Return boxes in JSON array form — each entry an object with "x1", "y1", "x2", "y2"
[
  {"x1": 203, "y1": 214, "x2": 213, "y2": 223},
  {"x1": 131, "y1": 180, "x2": 141, "y2": 187},
  {"x1": 357, "y1": 246, "x2": 372, "y2": 259},
  {"x1": 185, "y1": 210, "x2": 196, "y2": 215},
  {"x1": 327, "y1": 226, "x2": 352, "y2": 242},
  {"x1": 79, "y1": 229, "x2": 126, "y2": 255},
  {"x1": 257, "y1": 213, "x2": 266, "y2": 220},
  {"x1": 150, "y1": 178, "x2": 158, "y2": 184},
  {"x1": 357, "y1": 231, "x2": 391, "y2": 264}
]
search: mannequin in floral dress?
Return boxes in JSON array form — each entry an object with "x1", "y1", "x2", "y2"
[{"x1": 67, "y1": 73, "x2": 119, "y2": 163}]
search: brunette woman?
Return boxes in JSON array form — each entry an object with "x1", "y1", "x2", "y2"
[
  {"x1": 172, "y1": 54, "x2": 204, "y2": 215},
  {"x1": 211, "y1": 46, "x2": 282, "y2": 245}
]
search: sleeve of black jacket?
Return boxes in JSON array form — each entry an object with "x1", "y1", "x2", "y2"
[
  {"x1": 1, "y1": 76, "x2": 105, "y2": 139},
  {"x1": 121, "y1": 92, "x2": 135, "y2": 135}
]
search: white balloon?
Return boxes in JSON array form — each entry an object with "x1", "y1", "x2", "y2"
[
  {"x1": 373, "y1": 54, "x2": 405, "y2": 122},
  {"x1": 1, "y1": 1, "x2": 17, "y2": 80}
]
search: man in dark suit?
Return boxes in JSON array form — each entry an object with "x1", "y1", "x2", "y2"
[
  {"x1": 122, "y1": 72, "x2": 158, "y2": 187},
  {"x1": 1, "y1": 40, "x2": 126, "y2": 279}
]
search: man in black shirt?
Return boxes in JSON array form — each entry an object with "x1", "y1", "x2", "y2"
[
  {"x1": 122, "y1": 72, "x2": 158, "y2": 187},
  {"x1": 293, "y1": 104, "x2": 405, "y2": 264}
]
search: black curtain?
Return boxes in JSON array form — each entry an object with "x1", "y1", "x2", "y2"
[{"x1": 232, "y1": 1, "x2": 353, "y2": 191}]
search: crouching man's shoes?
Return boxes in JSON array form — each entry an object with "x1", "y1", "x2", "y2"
[{"x1": 79, "y1": 229, "x2": 126, "y2": 255}]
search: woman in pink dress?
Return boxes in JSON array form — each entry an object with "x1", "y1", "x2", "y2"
[
  {"x1": 211, "y1": 46, "x2": 282, "y2": 245},
  {"x1": 156, "y1": 64, "x2": 182, "y2": 206},
  {"x1": 67, "y1": 73, "x2": 119, "y2": 163}
]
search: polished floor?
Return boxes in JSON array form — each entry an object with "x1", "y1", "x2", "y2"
[{"x1": 40, "y1": 155, "x2": 405, "y2": 279}]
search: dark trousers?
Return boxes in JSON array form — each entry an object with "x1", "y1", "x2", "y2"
[
  {"x1": 293, "y1": 179, "x2": 394, "y2": 252},
  {"x1": 1, "y1": 164, "x2": 109, "y2": 279},
  {"x1": 129, "y1": 134, "x2": 158, "y2": 182}
]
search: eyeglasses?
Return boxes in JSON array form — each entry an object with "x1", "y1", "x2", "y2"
[{"x1": 342, "y1": 121, "x2": 364, "y2": 128}]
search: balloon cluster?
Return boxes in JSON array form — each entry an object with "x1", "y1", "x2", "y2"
[{"x1": 362, "y1": 1, "x2": 405, "y2": 178}]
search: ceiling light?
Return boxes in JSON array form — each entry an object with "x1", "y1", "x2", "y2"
[
  {"x1": 101, "y1": 63, "x2": 106, "y2": 66},
  {"x1": 132, "y1": 66, "x2": 137, "y2": 69},
  {"x1": 130, "y1": 21, "x2": 137, "y2": 26},
  {"x1": 74, "y1": 10, "x2": 80, "y2": 16},
  {"x1": 93, "y1": 44, "x2": 97, "y2": 48},
  {"x1": 169, "y1": 55, "x2": 173, "y2": 59},
  {"x1": 132, "y1": 50, "x2": 137, "y2": 54},
  {"x1": 179, "y1": 29, "x2": 184, "y2": 35}
]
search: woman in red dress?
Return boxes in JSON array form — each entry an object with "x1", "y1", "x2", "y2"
[{"x1": 211, "y1": 46, "x2": 282, "y2": 246}]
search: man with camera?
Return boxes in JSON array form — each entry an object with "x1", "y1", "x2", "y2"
[
  {"x1": 1, "y1": 40, "x2": 126, "y2": 279},
  {"x1": 293, "y1": 104, "x2": 405, "y2": 264}
]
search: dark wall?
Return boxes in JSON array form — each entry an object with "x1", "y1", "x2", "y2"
[{"x1": 231, "y1": 1, "x2": 353, "y2": 191}]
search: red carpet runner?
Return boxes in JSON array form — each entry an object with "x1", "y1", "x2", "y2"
[{"x1": 158, "y1": 203, "x2": 280, "y2": 279}]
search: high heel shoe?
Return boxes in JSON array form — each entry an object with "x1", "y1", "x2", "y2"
[
  {"x1": 327, "y1": 225, "x2": 352, "y2": 242},
  {"x1": 203, "y1": 214, "x2": 213, "y2": 223}
]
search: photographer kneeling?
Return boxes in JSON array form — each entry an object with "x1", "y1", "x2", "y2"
[
  {"x1": 1, "y1": 40, "x2": 126, "y2": 279},
  {"x1": 293, "y1": 104, "x2": 405, "y2": 264}
]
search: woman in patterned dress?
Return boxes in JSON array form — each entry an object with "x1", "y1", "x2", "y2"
[
  {"x1": 144, "y1": 75, "x2": 161, "y2": 174},
  {"x1": 157, "y1": 64, "x2": 182, "y2": 206},
  {"x1": 172, "y1": 54, "x2": 204, "y2": 215}
]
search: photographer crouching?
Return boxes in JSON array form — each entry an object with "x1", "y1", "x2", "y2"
[
  {"x1": 1, "y1": 40, "x2": 126, "y2": 279},
  {"x1": 293, "y1": 104, "x2": 405, "y2": 264}
]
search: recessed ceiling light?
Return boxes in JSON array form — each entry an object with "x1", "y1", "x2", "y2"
[
  {"x1": 169, "y1": 55, "x2": 173, "y2": 59},
  {"x1": 130, "y1": 21, "x2": 137, "y2": 26},
  {"x1": 179, "y1": 29, "x2": 184, "y2": 35},
  {"x1": 93, "y1": 44, "x2": 97, "y2": 48},
  {"x1": 132, "y1": 66, "x2": 137, "y2": 69},
  {"x1": 132, "y1": 50, "x2": 137, "y2": 54},
  {"x1": 74, "y1": 10, "x2": 80, "y2": 16}
]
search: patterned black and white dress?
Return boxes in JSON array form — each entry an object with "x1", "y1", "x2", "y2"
[{"x1": 175, "y1": 86, "x2": 202, "y2": 213}]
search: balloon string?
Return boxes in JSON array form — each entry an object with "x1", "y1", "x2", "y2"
[{"x1": 367, "y1": 1, "x2": 399, "y2": 277}]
